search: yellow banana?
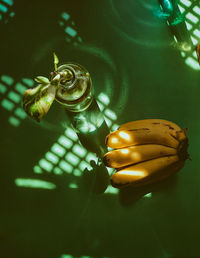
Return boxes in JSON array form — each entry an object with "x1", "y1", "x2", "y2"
[
  {"x1": 119, "y1": 119, "x2": 186, "y2": 147},
  {"x1": 111, "y1": 155, "x2": 185, "y2": 188},
  {"x1": 103, "y1": 144, "x2": 177, "y2": 168},
  {"x1": 106, "y1": 119, "x2": 187, "y2": 149},
  {"x1": 106, "y1": 127, "x2": 180, "y2": 149},
  {"x1": 118, "y1": 119, "x2": 182, "y2": 132}
]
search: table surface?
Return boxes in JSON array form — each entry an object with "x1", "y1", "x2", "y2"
[{"x1": 1, "y1": 0, "x2": 200, "y2": 257}]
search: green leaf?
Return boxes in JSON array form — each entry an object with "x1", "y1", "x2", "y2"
[
  {"x1": 23, "y1": 83, "x2": 56, "y2": 122},
  {"x1": 53, "y1": 53, "x2": 59, "y2": 71},
  {"x1": 51, "y1": 73, "x2": 60, "y2": 85},
  {"x1": 34, "y1": 76, "x2": 50, "y2": 84}
]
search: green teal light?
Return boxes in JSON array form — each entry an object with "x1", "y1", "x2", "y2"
[
  {"x1": 162, "y1": 0, "x2": 173, "y2": 13},
  {"x1": 104, "y1": 108, "x2": 117, "y2": 120},
  {"x1": 61, "y1": 12, "x2": 70, "y2": 21},
  {"x1": 98, "y1": 92, "x2": 110, "y2": 105},
  {"x1": 68, "y1": 183, "x2": 78, "y2": 189},
  {"x1": 61, "y1": 255, "x2": 108, "y2": 258},
  {"x1": 111, "y1": 124, "x2": 119, "y2": 132},
  {"x1": 104, "y1": 117, "x2": 112, "y2": 128},
  {"x1": 193, "y1": 6, "x2": 200, "y2": 15},
  {"x1": 106, "y1": 166, "x2": 115, "y2": 174},
  {"x1": 7, "y1": 91, "x2": 21, "y2": 103},
  {"x1": 1, "y1": 99, "x2": 14, "y2": 111},
  {"x1": 72, "y1": 144, "x2": 86, "y2": 158},
  {"x1": 1, "y1": 75, "x2": 13, "y2": 85},
  {"x1": 22, "y1": 78, "x2": 34, "y2": 87},
  {"x1": 59, "y1": 11, "x2": 82, "y2": 46},
  {"x1": 73, "y1": 169, "x2": 81, "y2": 176},
  {"x1": 15, "y1": 178, "x2": 56, "y2": 190},
  {"x1": 8, "y1": 116, "x2": 20, "y2": 127},
  {"x1": 59, "y1": 21, "x2": 64, "y2": 26},
  {"x1": 180, "y1": 0, "x2": 191, "y2": 8},
  {"x1": 14, "y1": 107, "x2": 27, "y2": 119},
  {"x1": 78, "y1": 37, "x2": 82, "y2": 42},
  {"x1": 0, "y1": 0, "x2": 14, "y2": 23},
  {"x1": 45, "y1": 152, "x2": 59, "y2": 164},
  {"x1": 65, "y1": 26, "x2": 77, "y2": 37},
  {"x1": 185, "y1": 56, "x2": 200, "y2": 70},
  {"x1": 65, "y1": 128, "x2": 78, "y2": 141},
  {"x1": 58, "y1": 135, "x2": 73, "y2": 149},
  {"x1": 186, "y1": 12, "x2": 199, "y2": 24},
  {"x1": 0, "y1": 83, "x2": 7, "y2": 93},
  {"x1": 143, "y1": 192, "x2": 152, "y2": 198},
  {"x1": 65, "y1": 152, "x2": 80, "y2": 166},
  {"x1": 85, "y1": 153, "x2": 98, "y2": 163},
  {"x1": 191, "y1": 36, "x2": 198, "y2": 45},
  {"x1": 97, "y1": 100, "x2": 104, "y2": 111},
  {"x1": 33, "y1": 165, "x2": 43, "y2": 174},
  {"x1": 51, "y1": 143, "x2": 66, "y2": 157},
  {"x1": 2, "y1": 0, "x2": 13, "y2": 5},
  {"x1": 15, "y1": 83, "x2": 27, "y2": 94},
  {"x1": 79, "y1": 161, "x2": 92, "y2": 171},
  {"x1": 193, "y1": 50, "x2": 198, "y2": 58},
  {"x1": 0, "y1": 3, "x2": 7, "y2": 13},
  {"x1": 59, "y1": 160, "x2": 73, "y2": 173},
  {"x1": 178, "y1": 5, "x2": 185, "y2": 13},
  {"x1": 54, "y1": 167, "x2": 63, "y2": 175},
  {"x1": 185, "y1": 21, "x2": 192, "y2": 30},
  {"x1": 170, "y1": 14, "x2": 185, "y2": 26},
  {"x1": 193, "y1": 29, "x2": 200, "y2": 38},
  {"x1": 9, "y1": 11, "x2": 15, "y2": 17},
  {"x1": 60, "y1": 255, "x2": 73, "y2": 258},
  {"x1": 173, "y1": 1, "x2": 200, "y2": 70},
  {"x1": 105, "y1": 185, "x2": 119, "y2": 194},
  {"x1": 0, "y1": 76, "x2": 35, "y2": 127},
  {"x1": 39, "y1": 159, "x2": 53, "y2": 172}
]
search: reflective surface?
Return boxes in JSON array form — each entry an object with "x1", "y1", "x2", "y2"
[{"x1": 0, "y1": 0, "x2": 200, "y2": 257}]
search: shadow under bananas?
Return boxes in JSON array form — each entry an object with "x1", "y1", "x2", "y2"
[
  {"x1": 80, "y1": 160, "x2": 110, "y2": 195},
  {"x1": 118, "y1": 174, "x2": 178, "y2": 207}
]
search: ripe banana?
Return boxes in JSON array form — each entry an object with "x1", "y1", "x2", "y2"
[
  {"x1": 110, "y1": 155, "x2": 185, "y2": 188},
  {"x1": 106, "y1": 127, "x2": 180, "y2": 149},
  {"x1": 106, "y1": 119, "x2": 187, "y2": 149},
  {"x1": 103, "y1": 144, "x2": 177, "y2": 168},
  {"x1": 118, "y1": 119, "x2": 181, "y2": 132},
  {"x1": 103, "y1": 119, "x2": 189, "y2": 188}
]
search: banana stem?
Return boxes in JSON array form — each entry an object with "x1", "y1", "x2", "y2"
[{"x1": 177, "y1": 137, "x2": 189, "y2": 161}]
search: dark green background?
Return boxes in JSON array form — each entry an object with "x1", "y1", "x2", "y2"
[{"x1": 0, "y1": 0, "x2": 200, "y2": 257}]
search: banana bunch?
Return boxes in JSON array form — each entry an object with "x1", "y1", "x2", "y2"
[{"x1": 103, "y1": 119, "x2": 189, "y2": 188}]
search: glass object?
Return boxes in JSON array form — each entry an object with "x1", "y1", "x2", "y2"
[
  {"x1": 55, "y1": 63, "x2": 93, "y2": 112},
  {"x1": 158, "y1": 0, "x2": 193, "y2": 54},
  {"x1": 158, "y1": 0, "x2": 185, "y2": 26},
  {"x1": 55, "y1": 63, "x2": 110, "y2": 158}
]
